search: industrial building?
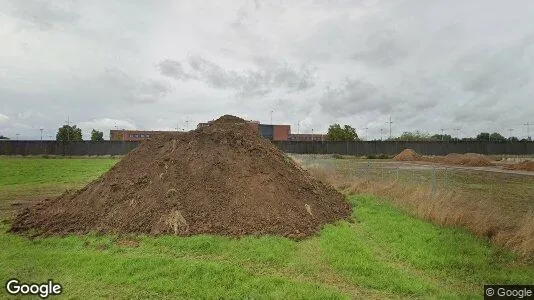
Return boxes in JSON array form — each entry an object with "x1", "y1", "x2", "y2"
[
  {"x1": 288, "y1": 133, "x2": 327, "y2": 141},
  {"x1": 198, "y1": 120, "x2": 291, "y2": 141},
  {"x1": 110, "y1": 130, "x2": 177, "y2": 141},
  {"x1": 110, "y1": 122, "x2": 323, "y2": 142}
]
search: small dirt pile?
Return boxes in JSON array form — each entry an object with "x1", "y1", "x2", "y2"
[
  {"x1": 442, "y1": 153, "x2": 494, "y2": 167},
  {"x1": 11, "y1": 115, "x2": 351, "y2": 238},
  {"x1": 504, "y1": 160, "x2": 534, "y2": 171},
  {"x1": 393, "y1": 149, "x2": 422, "y2": 161},
  {"x1": 393, "y1": 149, "x2": 494, "y2": 167}
]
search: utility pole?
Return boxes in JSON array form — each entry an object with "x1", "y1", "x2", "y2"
[
  {"x1": 364, "y1": 127, "x2": 369, "y2": 141},
  {"x1": 16, "y1": 133, "x2": 20, "y2": 140},
  {"x1": 65, "y1": 116, "x2": 73, "y2": 142},
  {"x1": 40, "y1": 128, "x2": 43, "y2": 141},
  {"x1": 297, "y1": 121, "x2": 300, "y2": 134},
  {"x1": 508, "y1": 128, "x2": 514, "y2": 138},
  {"x1": 454, "y1": 128, "x2": 460, "y2": 139},
  {"x1": 525, "y1": 122, "x2": 532, "y2": 140},
  {"x1": 311, "y1": 128, "x2": 314, "y2": 141},
  {"x1": 270, "y1": 110, "x2": 274, "y2": 124},
  {"x1": 440, "y1": 128, "x2": 445, "y2": 141},
  {"x1": 386, "y1": 116, "x2": 393, "y2": 139},
  {"x1": 380, "y1": 128, "x2": 384, "y2": 141}
]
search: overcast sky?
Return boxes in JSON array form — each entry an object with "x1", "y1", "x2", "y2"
[{"x1": 1, "y1": 0, "x2": 533, "y2": 140}]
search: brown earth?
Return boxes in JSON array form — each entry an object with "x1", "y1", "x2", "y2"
[
  {"x1": 393, "y1": 149, "x2": 422, "y2": 161},
  {"x1": 10, "y1": 115, "x2": 351, "y2": 239},
  {"x1": 394, "y1": 149, "x2": 494, "y2": 167},
  {"x1": 504, "y1": 160, "x2": 534, "y2": 172}
]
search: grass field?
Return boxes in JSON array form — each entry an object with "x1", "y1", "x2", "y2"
[{"x1": 1, "y1": 157, "x2": 533, "y2": 298}]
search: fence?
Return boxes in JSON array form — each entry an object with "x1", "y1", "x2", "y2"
[
  {"x1": 1, "y1": 140, "x2": 533, "y2": 156},
  {"x1": 273, "y1": 140, "x2": 534, "y2": 155},
  {"x1": 0, "y1": 141, "x2": 139, "y2": 156}
]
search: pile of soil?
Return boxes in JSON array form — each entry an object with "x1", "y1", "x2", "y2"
[
  {"x1": 393, "y1": 149, "x2": 422, "y2": 161},
  {"x1": 11, "y1": 115, "x2": 351, "y2": 239},
  {"x1": 504, "y1": 160, "x2": 534, "y2": 171},
  {"x1": 393, "y1": 149, "x2": 494, "y2": 167},
  {"x1": 442, "y1": 153, "x2": 494, "y2": 167}
]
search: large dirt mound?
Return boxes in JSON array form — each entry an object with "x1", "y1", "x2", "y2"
[
  {"x1": 393, "y1": 149, "x2": 494, "y2": 167},
  {"x1": 504, "y1": 160, "x2": 534, "y2": 171},
  {"x1": 11, "y1": 115, "x2": 351, "y2": 239}
]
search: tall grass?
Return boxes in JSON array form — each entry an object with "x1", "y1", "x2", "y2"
[{"x1": 308, "y1": 167, "x2": 534, "y2": 258}]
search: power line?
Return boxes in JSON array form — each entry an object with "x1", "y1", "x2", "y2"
[{"x1": 525, "y1": 122, "x2": 532, "y2": 139}]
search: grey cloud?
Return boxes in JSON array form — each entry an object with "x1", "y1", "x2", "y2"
[
  {"x1": 158, "y1": 56, "x2": 315, "y2": 97},
  {"x1": 11, "y1": 0, "x2": 80, "y2": 30},
  {"x1": 157, "y1": 59, "x2": 191, "y2": 80},
  {"x1": 352, "y1": 29, "x2": 407, "y2": 67},
  {"x1": 319, "y1": 79, "x2": 398, "y2": 117},
  {"x1": 102, "y1": 68, "x2": 171, "y2": 104}
]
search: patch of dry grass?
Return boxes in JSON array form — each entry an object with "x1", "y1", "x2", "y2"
[{"x1": 308, "y1": 166, "x2": 534, "y2": 258}]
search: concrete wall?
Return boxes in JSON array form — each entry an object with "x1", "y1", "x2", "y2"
[{"x1": 1, "y1": 140, "x2": 533, "y2": 156}]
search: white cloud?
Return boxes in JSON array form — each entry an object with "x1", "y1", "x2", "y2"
[
  {"x1": 0, "y1": 0, "x2": 533, "y2": 140},
  {"x1": 0, "y1": 113, "x2": 9, "y2": 124}
]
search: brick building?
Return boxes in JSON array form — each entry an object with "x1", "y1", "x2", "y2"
[
  {"x1": 109, "y1": 130, "x2": 177, "y2": 141},
  {"x1": 197, "y1": 120, "x2": 291, "y2": 141},
  {"x1": 288, "y1": 133, "x2": 328, "y2": 141},
  {"x1": 111, "y1": 122, "x2": 324, "y2": 142}
]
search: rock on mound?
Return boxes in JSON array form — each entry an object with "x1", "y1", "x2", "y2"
[
  {"x1": 443, "y1": 153, "x2": 494, "y2": 167},
  {"x1": 11, "y1": 115, "x2": 351, "y2": 239},
  {"x1": 393, "y1": 149, "x2": 422, "y2": 161}
]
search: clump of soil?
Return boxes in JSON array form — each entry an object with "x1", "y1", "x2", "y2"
[
  {"x1": 504, "y1": 160, "x2": 534, "y2": 171},
  {"x1": 11, "y1": 115, "x2": 351, "y2": 239},
  {"x1": 393, "y1": 149, "x2": 494, "y2": 167},
  {"x1": 393, "y1": 149, "x2": 422, "y2": 161},
  {"x1": 442, "y1": 153, "x2": 494, "y2": 167}
]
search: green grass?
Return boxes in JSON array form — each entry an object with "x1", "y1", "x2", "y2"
[
  {"x1": 0, "y1": 157, "x2": 118, "y2": 218},
  {"x1": 1, "y1": 157, "x2": 533, "y2": 298}
]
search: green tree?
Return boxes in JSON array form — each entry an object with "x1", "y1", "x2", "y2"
[
  {"x1": 508, "y1": 136, "x2": 519, "y2": 142},
  {"x1": 0, "y1": 135, "x2": 9, "y2": 140},
  {"x1": 396, "y1": 131, "x2": 432, "y2": 141},
  {"x1": 90, "y1": 129, "x2": 104, "y2": 142},
  {"x1": 489, "y1": 132, "x2": 506, "y2": 142},
  {"x1": 475, "y1": 132, "x2": 490, "y2": 141},
  {"x1": 430, "y1": 134, "x2": 453, "y2": 141},
  {"x1": 56, "y1": 125, "x2": 82, "y2": 142},
  {"x1": 327, "y1": 124, "x2": 359, "y2": 141}
]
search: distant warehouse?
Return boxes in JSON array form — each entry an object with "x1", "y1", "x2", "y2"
[
  {"x1": 198, "y1": 120, "x2": 291, "y2": 141},
  {"x1": 110, "y1": 130, "x2": 177, "y2": 141},
  {"x1": 111, "y1": 121, "x2": 322, "y2": 142}
]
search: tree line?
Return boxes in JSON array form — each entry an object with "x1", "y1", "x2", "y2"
[
  {"x1": 326, "y1": 124, "x2": 531, "y2": 142},
  {"x1": 55, "y1": 125, "x2": 104, "y2": 142}
]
